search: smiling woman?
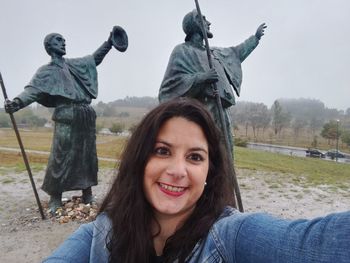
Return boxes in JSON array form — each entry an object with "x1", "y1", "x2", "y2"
[
  {"x1": 143, "y1": 117, "x2": 210, "y2": 255},
  {"x1": 43, "y1": 98, "x2": 350, "y2": 263}
]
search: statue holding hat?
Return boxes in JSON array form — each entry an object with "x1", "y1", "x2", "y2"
[
  {"x1": 159, "y1": 10, "x2": 266, "y2": 156},
  {"x1": 4, "y1": 26, "x2": 128, "y2": 213}
]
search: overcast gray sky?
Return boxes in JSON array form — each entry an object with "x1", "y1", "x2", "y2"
[{"x1": 0, "y1": 0, "x2": 349, "y2": 110}]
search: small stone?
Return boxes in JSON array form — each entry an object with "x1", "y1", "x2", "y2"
[
  {"x1": 65, "y1": 202, "x2": 74, "y2": 209},
  {"x1": 67, "y1": 211, "x2": 75, "y2": 217},
  {"x1": 81, "y1": 205, "x2": 90, "y2": 214}
]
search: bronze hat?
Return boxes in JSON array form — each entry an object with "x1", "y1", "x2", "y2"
[{"x1": 111, "y1": 26, "x2": 128, "y2": 52}]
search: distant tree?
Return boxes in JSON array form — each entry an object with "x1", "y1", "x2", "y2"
[
  {"x1": 128, "y1": 123, "x2": 138, "y2": 134},
  {"x1": 96, "y1": 123, "x2": 104, "y2": 133},
  {"x1": 271, "y1": 100, "x2": 291, "y2": 136},
  {"x1": 311, "y1": 135, "x2": 318, "y2": 148},
  {"x1": 110, "y1": 122, "x2": 125, "y2": 134},
  {"x1": 232, "y1": 123, "x2": 239, "y2": 132},
  {"x1": 0, "y1": 112, "x2": 11, "y2": 127},
  {"x1": 102, "y1": 105, "x2": 116, "y2": 117},
  {"x1": 278, "y1": 98, "x2": 326, "y2": 122},
  {"x1": 1, "y1": 107, "x2": 48, "y2": 128},
  {"x1": 31, "y1": 104, "x2": 52, "y2": 119},
  {"x1": 247, "y1": 104, "x2": 259, "y2": 138},
  {"x1": 309, "y1": 117, "x2": 324, "y2": 136},
  {"x1": 26, "y1": 115, "x2": 47, "y2": 127},
  {"x1": 230, "y1": 101, "x2": 251, "y2": 136},
  {"x1": 110, "y1": 96, "x2": 158, "y2": 108},
  {"x1": 344, "y1": 108, "x2": 350, "y2": 130},
  {"x1": 272, "y1": 100, "x2": 282, "y2": 135},
  {"x1": 118, "y1": 112, "x2": 130, "y2": 118},
  {"x1": 324, "y1": 108, "x2": 341, "y2": 121},
  {"x1": 341, "y1": 130, "x2": 350, "y2": 147},
  {"x1": 346, "y1": 108, "x2": 350, "y2": 116},
  {"x1": 259, "y1": 108, "x2": 271, "y2": 137},
  {"x1": 94, "y1": 101, "x2": 106, "y2": 117},
  {"x1": 320, "y1": 120, "x2": 342, "y2": 145},
  {"x1": 292, "y1": 118, "x2": 308, "y2": 138},
  {"x1": 230, "y1": 101, "x2": 270, "y2": 138},
  {"x1": 246, "y1": 103, "x2": 270, "y2": 138},
  {"x1": 15, "y1": 108, "x2": 47, "y2": 127},
  {"x1": 94, "y1": 101, "x2": 117, "y2": 117}
]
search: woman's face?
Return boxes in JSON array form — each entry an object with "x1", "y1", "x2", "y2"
[{"x1": 143, "y1": 117, "x2": 209, "y2": 222}]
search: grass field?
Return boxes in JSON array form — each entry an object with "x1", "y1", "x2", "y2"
[
  {"x1": 1, "y1": 128, "x2": 349, "y2": 189},
  {"x1": 235, "y1": 147, "x2": 350, "y2": 189},
  {"x1": 0, "y1": 129, "x2": 124, "y2": 172},
  {"x1": 0, "y1": 128, "x2": 126, "y2": 158}
]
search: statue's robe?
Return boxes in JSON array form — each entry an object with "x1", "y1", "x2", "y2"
[
  {"x1": 16, "y1": 56, "x2": 98, "y2": 195},
  {"x1": 159, "y1": 35, "x2": 259, "y2": 152}
]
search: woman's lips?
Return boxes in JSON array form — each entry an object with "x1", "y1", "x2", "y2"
[{"x1": 158, "y1": 182, "x2": 187, "y2": 196}]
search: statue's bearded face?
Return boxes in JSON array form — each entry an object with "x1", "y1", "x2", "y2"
[
  {"x1": 196, "y1": 15, "x2": 213, "y2": 39},
  {"x1": 183, "y1": 11, "x2": 214, "y2": 39}
]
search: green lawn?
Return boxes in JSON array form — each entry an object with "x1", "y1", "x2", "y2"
[{"x1": 235, "y1": 147, "x2": 350, "y2": 188}]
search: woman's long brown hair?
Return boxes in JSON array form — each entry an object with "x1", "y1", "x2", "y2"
[{"x1": 99, "y1": 98, "x2": 235, "y2": 262}]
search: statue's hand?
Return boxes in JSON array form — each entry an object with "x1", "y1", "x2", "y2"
[
  {"x1": 255, "y1": 23, "x2": 267, "y2": 40},
  {"x1": 4, "y1": 99, "x2": 21, "y2": 114},
  {"x1": 196, "y1": 68, "x2": 219, "y2": 85}
]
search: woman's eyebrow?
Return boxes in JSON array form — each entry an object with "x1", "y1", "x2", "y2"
[
  {"x1": 155, "y1": 139, "x2": 208, "y2": 153},
  {"x1": 190, "y1": 147, "x2": 208, "y2": 154},
  {"x1": 155, "y1": 140, "x2": 171, "y2": 146}
]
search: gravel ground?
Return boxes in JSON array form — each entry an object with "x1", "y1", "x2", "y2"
[{"x1": 0, "y1": 168, "x2": 349, "y2": 262}]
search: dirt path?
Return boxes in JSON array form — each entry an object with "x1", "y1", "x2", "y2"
[{"x1": 0, "y1": 168, "x2": 349, "y2": 262}]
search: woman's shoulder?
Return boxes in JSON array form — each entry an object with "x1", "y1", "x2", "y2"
[
  {"x1": 211, "y1": 206, "x2": 273, "y2": 240},
  {"x1": 88, "y1": 213, "x2": 112, "y2": 262},
  {"x1": 92, "y1": 212, "x2": 112, "y2": 235},
  {"x1": 215, "y1": 206, "x2": 250, "y2": 225},
  {"x1": 208, "y1": 207, "x2": 251, "y2": 244}
]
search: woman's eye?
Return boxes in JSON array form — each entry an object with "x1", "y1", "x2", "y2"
[
  {"x1": 188, "y1": 153, "x2": 204, "y2": 162},
  {"x1": 154, "y1": 147, "x2": 170, "y2": 156}
]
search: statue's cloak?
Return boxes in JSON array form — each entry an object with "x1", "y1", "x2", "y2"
[
  {"x1": 26, "y1": 55, "x2": 97, "y2": 107},
  {"x1": 159, "y1": 35, "x2": 258, "y2": 107}
]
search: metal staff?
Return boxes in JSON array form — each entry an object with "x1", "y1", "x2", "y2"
[
  {"x1": 0, "y1": 72, "x2": 45, "y2": 219},
  {"x1": 194, "y1": 0, "x2": 244, "y2": 212}
]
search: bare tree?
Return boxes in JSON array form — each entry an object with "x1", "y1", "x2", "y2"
[{"x1": 271, "y1": 100, "x2": 291, "y2": 136}]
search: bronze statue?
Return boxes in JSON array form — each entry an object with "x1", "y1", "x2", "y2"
[
  {"x1": 4, "y1": 26, "x2": 128, "y2": 213},
  {"x1": 159, "y1": 9, "x2": 266, "y2": 154}
]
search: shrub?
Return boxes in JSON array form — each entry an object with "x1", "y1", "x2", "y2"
[
  {"x1": 110, "y1": 122, "x2": 125, "y2": 134},
  {"x1": 235, "y1": 137, "x2": 248, "y2": 147}
]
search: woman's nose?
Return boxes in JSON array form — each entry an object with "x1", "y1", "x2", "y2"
[{"x1": 166, "y1": 157, "x2": 187, "y2": 179}]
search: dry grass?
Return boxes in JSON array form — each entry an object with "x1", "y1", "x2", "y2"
[
  {"x1": 0, "y1": 128, "x2": 126, "y2": 173},
  {"x1": 0, "y1": 128, "x2": 53, "y2": 151},
  {"x1": 0, "y1": 128, "x2": 127, "y2": 159}
]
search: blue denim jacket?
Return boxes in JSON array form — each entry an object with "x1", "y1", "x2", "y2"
[{"x1": 43, "y1": 207, "x2": 350, "y2": 262}]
